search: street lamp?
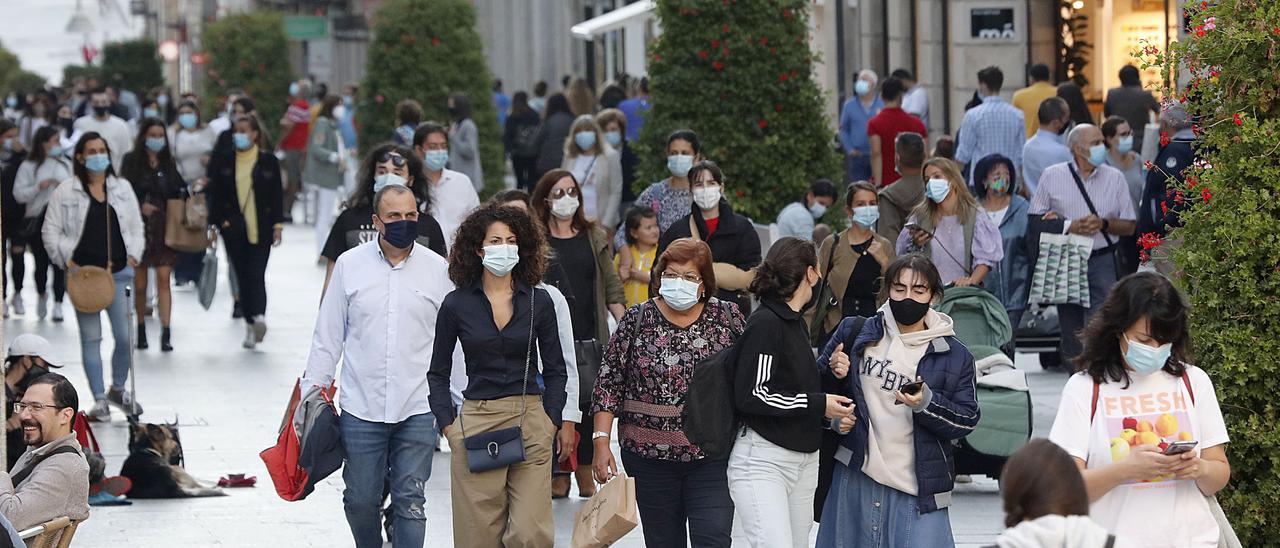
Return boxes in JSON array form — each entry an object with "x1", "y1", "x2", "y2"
[{"x1": 66, "y1": 0, "x2": 94, "y2": 33}]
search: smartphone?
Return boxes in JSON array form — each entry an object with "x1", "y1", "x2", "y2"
[
  {"x1": 1163, "y1": 440, "x2": 1198, "y2": 455},
  {"x1": 904, "y1": 223, "x2": 928, "y2": 235},
  {"x1": 899, "y1": 380, "x2": 924, "y2": 395}
]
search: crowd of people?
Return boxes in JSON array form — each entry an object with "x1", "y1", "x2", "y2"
[{"x1": 0, "y1": 58, "x2": 1231, "y2": 548}]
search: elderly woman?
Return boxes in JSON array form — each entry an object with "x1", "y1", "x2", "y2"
[{"x1": 592, "y1": 238, "x2": 745, "y2": 548}]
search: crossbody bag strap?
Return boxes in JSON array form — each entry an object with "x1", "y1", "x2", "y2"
[
  {"x1": 689, "y1": 215, "x2": 701, "y2": 242},
  {"x1": 105, "y1": 197, "x2": 113, "y2": 270},
  {"x1": 1067, "y1": 164, "x2": 1115, "y2": 248},
  {"x1": 518, "y1": 286, "x2": 536, "y2": 427},
  {"x1": 10, "y1": 446, "x2": 81, "y2": 487}
]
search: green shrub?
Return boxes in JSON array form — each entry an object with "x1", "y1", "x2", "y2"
[
  {"x1": 1144, "y1": 1, "x2": 1280, "y2": 542},
  {"x1": 203, "y1": 12, "x2": 293, "y2": 139},
  {"x1": 4, "y1": 70, "x2": 46, "y2": 96},
  {"x1": 60, "y1": 64, "x2": 102, "y2": 88},
  {"x1": 636, "y1": 0, "x2": 842, "y2": 221},
  {"x1": 360, "y1": 0, "x2": 504, "y2": 196},
  {"x1": 100, "y1": 39, "x2": 163, "y2": 94}
]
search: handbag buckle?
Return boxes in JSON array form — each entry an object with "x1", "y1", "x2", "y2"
[{"x1": 487, "y1": 441, "x2": 499, "y2": 458}]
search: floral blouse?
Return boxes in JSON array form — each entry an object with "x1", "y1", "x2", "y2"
[
  {"x1": 613, "y1": 178, "x2": 693, "y2": 249},
  {"x1": 592, "y1": 298, "x2": 745, "y2": 461}
]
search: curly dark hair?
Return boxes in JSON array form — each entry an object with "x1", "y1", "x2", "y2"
[
  {"x1": 346, "y1": 143, "x2": 431, "y2": 212},
  {"x1": 448, "y1": 202, "x2": 548, "y2": 288},
  {"x1": 1074, "y1": 272, "x2": 1190, "y2": 386}
]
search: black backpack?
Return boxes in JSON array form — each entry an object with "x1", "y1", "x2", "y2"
[
  {"x1": 513, "y1": 123, "x2": 540, "y2": 158},
  {"x1": 682, "y1": 341, "x2": 743, "y2": 460}
]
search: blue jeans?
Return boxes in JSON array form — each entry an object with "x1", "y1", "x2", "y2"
[
  {"x1": 76, "y1": 267, "x2": 134, "y2": 400},
  {"x1": 621, "y1": 451, "x2": 734, "y2": 548},
  {"x1": 816, "y1": 464, "x2": 954, "y2": 548},
  {"x1": 340, "y1": 411, "x2": 437, "y2": 548}
]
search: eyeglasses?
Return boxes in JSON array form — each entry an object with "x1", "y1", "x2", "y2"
[
  {"x1": 661, "y1": 271, "x2": 703, "y2": 284},
  {"x1": 377, "y1": 152, "x2": 407, "y2": 167},
  {"x1": 550, "y1": 187, "x2": 580, "y2": 199},
  {"x1": 14, "y1": 402, "x2": 60, "y2": 414}
]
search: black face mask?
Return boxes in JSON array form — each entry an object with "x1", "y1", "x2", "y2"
[
  {"x1": 889, "y1": 297, "x2": 931, "y2": 326},
  {"x1": 93, "y1": 105, "x2": 109, "y2": 118},
  {"x1": 57, "y1": 116, "x2": 74, "y2": 129},
  {"x1": 15, "y1": 363, "x2": 49, "y2": 391}
]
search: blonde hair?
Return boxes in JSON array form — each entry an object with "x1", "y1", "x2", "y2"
[
  {"x1": 912, "y1": 157, "x2": 978, "y2": 224},
  {"x1": 596, "y1": 108, "x2": 626, "y2": 135},
  {"x1": 564, "y1": 114, "x2": 605, "y2": 159}
]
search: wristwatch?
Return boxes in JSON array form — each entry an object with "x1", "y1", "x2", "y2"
[{"x1": 592, "y1": 431, "x2": 610, "y2": 441}]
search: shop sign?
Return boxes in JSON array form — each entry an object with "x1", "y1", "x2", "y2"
[{"x1": 971, "y1": 8, "x2": 1017, "y2": 40}]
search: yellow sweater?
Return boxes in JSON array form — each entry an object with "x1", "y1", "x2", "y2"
[
  {"x1": 613, "y1": 244, "x2": 656, "y2": 308},
  {"x1": 235, "y1": 146, "x2": 260, "y2": 244}
]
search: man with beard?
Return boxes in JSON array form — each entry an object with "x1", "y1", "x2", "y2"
[
  {"x1": 4, "y1": 335, "x2": 61, "y2": 470},
  {"x1": 0, "y1": 373, "x2": 89, "y2": 531}
]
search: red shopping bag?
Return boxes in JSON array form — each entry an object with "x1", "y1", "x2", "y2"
[{"x1": 260, "y1": 380, "x2": 339, "y2": 501}]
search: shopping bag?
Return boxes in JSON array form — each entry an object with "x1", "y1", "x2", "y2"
[
  {"x1": 260, "y1": 380, "x2": 340, "y2": 501},
  {"x1": 197, "y1": 249, "x2": 217, "y2": 310},
  {"x1": 165, "y1": 198, "x2": 212, "y2": 252},
  {"x1": 571, "y1": 474, "x2": 639, "y2": 548},
  {"x1": 1028, "y1": 233, "x2": 1094, "y2": 308}
]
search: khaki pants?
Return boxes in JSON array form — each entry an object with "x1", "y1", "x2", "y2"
[{"x1": 445, "y1": 395, "x2": 556, "y2": 548}]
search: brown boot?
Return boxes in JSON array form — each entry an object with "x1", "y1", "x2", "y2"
[
  {"x1": 575, "y1": 466, "x2": 596, "y2": 498},
  {"x1": 551, "y1": 475, "x2": 571, "y2": 499}
]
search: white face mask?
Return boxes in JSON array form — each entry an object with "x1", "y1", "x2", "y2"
[
  {"x1": 659, "y1": 277, "x2": 701, "y2": 311},
  {"x1": 481, "y1": 244, "x2": 520, "y2": 277},
  {"x1": 809, "y1": 202, "x2": 828, "y2": 219},
  {"x1": 374, "y1": 173, "x2": 408, "y2": 193},
  {"x1": 693, "y1": 185, "x2": 721, "y2": 210},
  {"x1": 550, "y1": 195, "x2": 580, "y2": 219}
]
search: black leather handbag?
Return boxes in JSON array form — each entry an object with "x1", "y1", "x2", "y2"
[{"x1": 462, "y1": 288, "x2": 537, "y2": 473}]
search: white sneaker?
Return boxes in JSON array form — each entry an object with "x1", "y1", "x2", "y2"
[
  {"x1": 51, "y1": 300, "x2": 64, "y2": 323},
  {"x1": 252, "y1": 317, "x2": 268, "y2": 343},
  {"x1": 11, "y1": 294, "x2": 24, "y2": 316},
  {"x1": 2, "y1": 301, "x2": 7, "y2": 319},
  {"x1": 36, "y1": 293, "x2": 47, "y2": 320},
  {"x1": 86, "y1": 399, "x2": 111, "y2": 422},
  {"x1": 243, "y1": 324, "x2": 257, "y2": 349}
]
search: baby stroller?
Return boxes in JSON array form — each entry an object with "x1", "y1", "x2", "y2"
[{"x1": 935, "y1": 286, "x2": 1032, "y2": 481}]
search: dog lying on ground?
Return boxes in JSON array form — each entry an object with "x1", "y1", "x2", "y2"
[{"x1": 120, "y1": 421, "x2": 225, "y2": 498}]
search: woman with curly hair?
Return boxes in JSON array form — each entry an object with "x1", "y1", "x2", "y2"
[{"x1": 427, "y1": 202, "x2": 569, "y2": 547}]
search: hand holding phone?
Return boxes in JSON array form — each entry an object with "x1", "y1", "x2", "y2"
[
  {"x1": 905, "y1": 224, "x2": 932, "y2": 247},
  {"x1": 1163, "y1": 440, "x2": 1198, "y2": 455},
  {"x1": 893, "y1": 378, "x2": 926, "y2": 406}
]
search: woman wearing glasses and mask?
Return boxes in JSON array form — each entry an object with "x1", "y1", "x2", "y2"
[
  {"x1": 592, "y1": 238, "x2": 745, "y2": 547},
  {"x1": 319, "y1": 145, "x2": 446, "y2": 295}
]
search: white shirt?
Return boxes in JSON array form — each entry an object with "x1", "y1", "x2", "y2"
[
  {"x1": 901, "y1": 86, "x2": 929, "y2": 129},
  {"x1": 428, "y1": 168, "x2": 480, "y2": 251},
  {"x1": 302, "y1": 241, "x2": 467, "y2": 424},
  {"x1": 539, "y1": 283, "x2": 582, "y2": 423},
  {"x1": 72, "y1": 115, "x2": 133, "y2": 169},
  {"x1": 570, "y1": 154, "x2": 600, "y2": 220},
  {"x1": 208, "y1": 114, "x2": 231, "y2": 135},
  {"x1": 169, "y1": 127, "x2": 216, "y2": 182}
]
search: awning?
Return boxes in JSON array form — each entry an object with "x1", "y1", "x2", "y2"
[{"x1": 570, "y1": 0, "x2": 656, "y2": 40}]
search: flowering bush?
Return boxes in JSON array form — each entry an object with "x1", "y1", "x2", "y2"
[
  {"x1": 100, "y1": 39, "x2": 164, "y2": 96},
  {"x1": 636, "y1": 0, "x2": 841, "y2": 221},
  {"x1": 203, "y1": 12, "x2": 292, "y2": 133},
  {"x1": 1143, "y1": 0, "x2": 1280, "y2": 540}
]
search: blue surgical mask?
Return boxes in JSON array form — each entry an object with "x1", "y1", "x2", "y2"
[
  {"x1": 482, "y1": 244, "x2": 520, "y2": 277},
  {"x1": 145, "y1": 137, "x2": 166, "y2": 153},
  {"x1": 49, "y1": 146, "x2": 63, "y2": 158},
  {"x1": 851, "y1": 205, "x2": 880, "y2": 228},
  {"x1": 289, "y1": 83, "x2": 300, "y2": 96},
  {"x1": 574, "y1": 131, "x2": 597, "y2": 151},
  {"x1": 4, "y1": 97, "x2": 15, "y2": 108},
  {"x1": 1087, "y1": 143, "x2": 1108, "y2": 167},
  {"x1": 143, "y1": 108, "x2": 159, "y2": 119},
  {"x1": 156, "y1": 94, "x2": 169, "y2": 107},
  {"x1": 926, "y1": 178, "x2": 951, "y2": 203},
  {"x1": 1125, "y1": 339, "x2": 1172, "y2": 376},
  {"x1": 423, "y1": 150, "x2": 449, "y2": 172},
  {"x1": 604, "y1": 131, "x2": 622, "y2": 147},
  {"x1": 855, "y1": 80, "x2": 872, "y2": 96},
  {"x1": 178, "y1": 113, "x2": 198, "y2": 129},
  {"x1": 1117, "y1": 135, "x2": 1134, "y2": 154},
  {"x1": 659, "y1": 277, "x2": 701, "y2": 311},
  {"x1": 373, "y1": 173, "x2": 408, "y2": 193},
  {"x1": 379, "y1": 218, "x2": 418, "y2": 249},
  {"x1": 85, "y1": 154, "x2": 111, "y2": 173},
  {"x1": 342, "y1": 95, "x2": 354, "y2": 107},
  {"x1": 233, "y1": 133, "x2": 253, "y2": 151},
  {"x1": 809, "y1": 202, "x2": 828, "y2": 219},
  {"x1": 667, "y1": 154, "x2": 694, "y2": 178}
]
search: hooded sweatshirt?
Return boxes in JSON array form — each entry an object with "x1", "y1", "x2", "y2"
[
  {"x1": 858, "y1": 303, "x2": 955, "y2": 495},
  {"x1": 996, "y1": 515, "x2": 1132, "y2": 548}
]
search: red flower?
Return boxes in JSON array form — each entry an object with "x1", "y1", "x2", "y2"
[
  {"x1": 1160, "y1": 132, "x2": 1170, "y2": 146},
  {"x1": 1138, "y1": 232, "x2": 1164, "y2": 251},
  {"x1": 759, "y1": 36, "x2": 769, "y2": 46},
  {"x1": 1160, "y1": 201, "x2": 1169, "y2": 216},
  {"x1": 722, "y1": 24, "x2": 730, "y2": 34},
  {"x1": 698, "y1": 50, "x2": 709, "y2": 59},
  {"x1": 712, "y1": 61, "x2": 724, "y2": 71},
  {"x1": 770, "y1": 47, "x2": 778, "y2": 55},
  {"x1": 1273, "y1": 26, "x2": 1280, "y2": 34},
  {"x1": 774, "y1": 103, "x2": 783, "y2": 112},
  {"x1": 1233, "y1": 112, "x2": 1244, "y2": 125},
  {"x1": 431, "y1": 36, "x2": 441, "y2": 46},
  {"x1": 1186, "y1": 175, "x2": 1198, "y2": 188},
  {"x1": 779, "y1": 73, "x2": 789, "y2": 82},
  {"x1": 711, "y1": 39, "x2": 720, "y2": 49},
  {"x1": 758, "y1": 119, "x2": 768, "y2": 129},
  {"x1": 783, "y1": 8, "x2": 793, "y2": 19},
  {"x1": 653, "y1": 53, "x2": 663, "y2": 62},
  {"x1": 1201, "y1": 188, "x2": 1212, "y2": 202},
  {"x1": 1200, "y1": 1, "x2": 1207, "y2": 7}
]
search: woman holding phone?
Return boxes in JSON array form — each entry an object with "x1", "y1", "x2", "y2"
[{"x1": 1048, "y1": 272, "x2": 1230, "y2": 547}]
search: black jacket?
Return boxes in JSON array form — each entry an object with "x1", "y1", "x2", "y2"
[
  {"x1": 207, "y1": 148, "x2": 285, "y2": 245},
  {"x1": 657, "y1": 199, "x2": 762, "y2": 311},
  {"x1": 1137, "y1": 138, "x2": 1196, "y2": 238},
  {"x1": 734, "y1": 298, "x2": 826, "y2": 453},
  {"x1": 535, "y1": 111, "x2": 574, "y2": 175}
]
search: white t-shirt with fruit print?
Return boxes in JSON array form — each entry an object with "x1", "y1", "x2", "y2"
[{"x1": 1048, "y1": 366, "x2": 1229, "y2": 548}]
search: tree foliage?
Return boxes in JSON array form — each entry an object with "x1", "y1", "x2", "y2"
[
  {"x1": 1144, "y1": 0, "x2": 1280, "y2": 542},
  {"x1": 61, "y1": 64, "x2": 102, "y2": 89},
  {"x1": 0, "y1": 40, "x2": 46, "y2": 95},
  {"x1": 203, "y1": 12, "x2": 293, "y2": 137},
  {"x1": 100, "y1": 39, "x2": 164, "y2": 94},
  {"x1": 360, "y1": 0, "x2": 504, "y2": 195},
  {"x1": 636, "y1": 0, "x2": 841, "y2": 221}
]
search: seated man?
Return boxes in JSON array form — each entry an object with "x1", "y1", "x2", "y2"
[{"x1": 0, "y1": 373, "x2": 89, "y2": 534}]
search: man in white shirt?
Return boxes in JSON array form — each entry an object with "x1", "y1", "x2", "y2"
[
  {"x1": 1020, "y1": 97, "x2": 1073, "y2": 195},
  {"x1": 413, "y1": 123, "x2": 479, "y2": 251},
  {"x1": 893, "y1": 68, "x2": 929, "y2": 130},
  {"x1": 73, "y1": 88, "x2": 133, "y2": 168},
  {"x1": 206, "y1": 89, "x2": 244, "y2": 136},
  {"x1": 301, "y1": 185, "x2": 465, "y2": 548}
]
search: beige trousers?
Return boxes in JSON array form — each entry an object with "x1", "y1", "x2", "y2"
[{"x1": 446, "y1": 395, "x2": 557, "y2": 548}]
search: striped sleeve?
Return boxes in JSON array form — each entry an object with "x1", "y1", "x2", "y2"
[{"x1": 732, "y1": 320, "x2": 825, "y2": 419}]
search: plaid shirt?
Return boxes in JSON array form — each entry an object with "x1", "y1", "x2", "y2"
[{"x1": 956, "y1": 96, "x2": 1026, "y2": 180}]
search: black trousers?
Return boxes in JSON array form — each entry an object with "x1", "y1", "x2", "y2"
[
  {"x1": 223, "y1": 235, "x2": 271, "y2": 320},
  {"x1": 29, "y1": 227, "x2": 65, "y2": 300},
  {"x1": 512, "y1": 155, "x2": 538, "y2": 191}
]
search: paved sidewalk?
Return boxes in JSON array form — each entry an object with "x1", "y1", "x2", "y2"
[{"x1": 2, "y1": 224, "x2": 1069, "y2": 547}]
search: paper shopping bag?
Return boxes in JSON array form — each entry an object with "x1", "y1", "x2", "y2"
[{"x1": 571, "y1": 474, "x2": 639, "y2": 548}]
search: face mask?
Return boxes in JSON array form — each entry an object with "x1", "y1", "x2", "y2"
[
  {"x1": 58, "y1": 116, "x2": 74, "y2": 129},
  {"x1": 659, "y1": 277, "x2": 701, "y2": 311},
  {"x1": 988, "y1": 177, "x2": 1010, "y2": 194},
  {"x1": 889, "y1": 297, "x2": 930, "y2": 326},
  {"x1": 809, "y1": 202, "x2": 827, "y2": 220},
  {"x1": 332, "y1": 106, "x2": 346, "y2": 120},
  {"x1": 482, "y1": 244, "x2": 520, "y2": 277},
  {"x1": 143, "y1": 108, "x2": 159, "y2": 119},
  {"x1": 1117, "y1": 135, "x2": 1134, "y2": 154},
  {"x1": 604, "y1": 131, "x2": 622, "y2": 147},
  {"x1": 373, "y1": 172, "x2": 408, "y2": 193},
  {"x1": 1125, "y1": 339, "x2": 1172, "y2": 376},
  {"x1": 1, "y1": 139, "x2": 11, "y2": 152},
  {"x1": 550, "y1": 195, "x2": 580, "y2": 219},
  {"x1": 289, "y1": 83, "x2": 300, "y2": 96},
  {"x1": 156, "y1": 95, "x2": 169, "y2": 107},
  {"x1": 855, "y1": 80, "x2": 872, "y2": 96},
  {"x1": 145, "y1": 137, "x2": 166, "y2": 153},
  {"x1": 422, "y1": 150, "x2": 448, "y2": 172},
  {"x1": 93, "y1": 105, "x2": 109, "y2": 118},
  {"x1": 693, "y1": 185, "x2": 721, "y2": 210},
  {"x1": 379, "y1": 218, "x2": 418, "y2": 249},
  {"x1": 574, "y1": 131, "x2": 597, "y2": 151},
  {"x1": 926, "y1": 178, "x2": 951, "y2": 203},
  {"x1": 18, "y1": 364, "x2": 50, "y2": 389},
  {"x1": 667, "y1": 154, "x2": 694, "y2": 178},
  {"x1": 233, "y1": 133, "x2": 253, "y2": 150},
  {"x1": 84, "y1": 153, "x2": 111, "y2": 173},
  {"x1": 342, "y1": 95, "x2": 354, "y2": 107},
  {"x1": 4, "y1": 97, "x2": 15, "y2": 108},
  {"x1": 1087, "y1": 143, "x2": 1108, "y2": 167},
  {"x1": 851, "y1": 205, "x2": 880, "y2": 228},
  {"x1": 49, "y1": 146, "x2": 63, "y2": 158},
  {"x1": 178, "y1": 113, "x2": 198, "y2": 129}
]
